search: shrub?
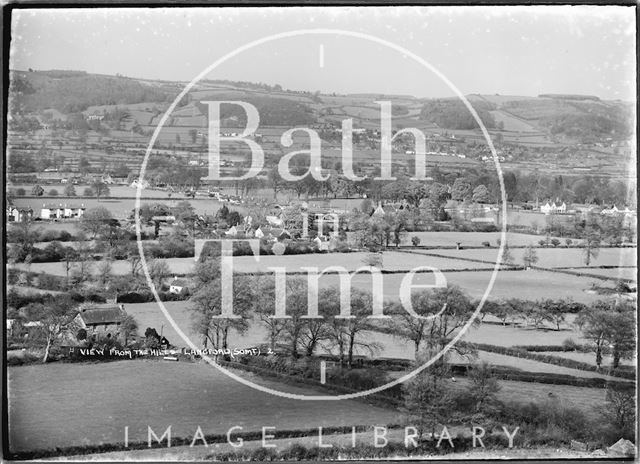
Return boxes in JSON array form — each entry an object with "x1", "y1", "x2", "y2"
[
  {"x1": 482, "y1": 241, "x2": 491, "y2": 247},
  {"x1": 550, "y1": 238, "x2": 560, "y2": 247},
  {"x1": 16, "y1": 188, "x2": 26, "y2": 196},
  {"x1": 49, "y1": 189, "x2": 59, "y2": 196},
  {"x1": 411, "y1": 236, "x2": 421, "y2": 247}
]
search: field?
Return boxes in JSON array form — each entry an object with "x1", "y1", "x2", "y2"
[
  {"x1": 120, "y1": 301, "x2": 634, "y2": 379},
  {"x1": 328, "y1": 269, "x2": 607, "y2": 303},
  {"x1": 430, "y1": 247, "x2": 637, "y2": 268},
  {"x1": 7, "y1": 360, "x2": 402, "y2": 453},
  {"x1": 7, "y1": 355, "x2": 619, "y2": 454}
]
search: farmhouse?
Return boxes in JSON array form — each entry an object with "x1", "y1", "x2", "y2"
[
  {"x1": 169, "y1": 277, "x2": 189, "y2": 294},
  {"x1": 74, "y1": 304, "x2": 127, "y2": 340}
]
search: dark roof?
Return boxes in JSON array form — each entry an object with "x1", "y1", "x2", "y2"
[
  {"x1": 171, "y1": 279, "x2": 188, "y2": 287},
  {"x1": 79, "y1": 305, "x2": 126, "y2": 325}
]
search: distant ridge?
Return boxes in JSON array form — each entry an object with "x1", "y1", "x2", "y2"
[{"x1": 538, "y1": 94, "x2": 601, "y2": 101}]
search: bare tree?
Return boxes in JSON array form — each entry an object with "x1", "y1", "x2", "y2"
[
  {"x1": 24, "y1": 299, "x2": 79, "y2": 363},
  {"x1": 323, "y1": 287, "x2": 381, "y2": 366}
]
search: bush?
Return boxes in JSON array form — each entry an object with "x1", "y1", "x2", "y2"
[
  {"x1": 16, "y1": 188, "x2": 26, "y2": 196},
  {"x1": 49, "y1": 189, "x2": 59, "y2": 196},
  {"x1": 482, "y1": 241, "x2": 491, "y2": 247},
  {"x1": 411, "y1": 236, "x2": 421, "y2": 247},
  {"x1": 461, "y1": 341, "x2": 635, "y2": 380}
]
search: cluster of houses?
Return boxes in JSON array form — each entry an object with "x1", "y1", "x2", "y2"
[
  {"x1": 6, "y1": 206, "x2": 34, "y2": 222},
  {"x1": 540, "y1": 202, "x2": 568, "y2": 215},
  {"x1": 39, "y1": 203, "x2": 86, "y2": 220},
  {"x1": 6, "y1": 203, "x2": 87, "y2": 222},
  {"x1": 600, "y1": 205, "x2": 636, "y2": 217}
]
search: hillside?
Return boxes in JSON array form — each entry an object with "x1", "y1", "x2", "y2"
[{"x1": 8, "y1": 69, "x2": 634, "y2": 145}]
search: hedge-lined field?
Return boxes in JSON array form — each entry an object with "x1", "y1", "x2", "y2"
[
  {"x1": 7, "y1": 360, "x2": 402, "y2": 453},
  {"x1": 430, "y1": 247, "x2": 637, "y2": 269}
]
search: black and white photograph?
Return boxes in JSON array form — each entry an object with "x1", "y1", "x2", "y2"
[{"x1": 3, "y1": 4, "x2": 638, "y2": 461}]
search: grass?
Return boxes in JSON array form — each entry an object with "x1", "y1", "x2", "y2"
[
  {"x1": 121, "y1": 301, "x2": 628, "y2": 380},
  {"x1": 7, "y1": 360, "x2": 403, "y2": 453},
  {"x1": 538, "y1": 351, "x2": 635, "y2": 367},
  {"x1": 431, "y1": 247, "x2": 637, "y2": 269},
  {"x1": 324, "y1": 268, "x2": 607, "y2": 303}
]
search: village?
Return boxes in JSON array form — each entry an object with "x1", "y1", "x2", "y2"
[{"x1": 4, "y1": 6, "x2": 638, "y2": 459}]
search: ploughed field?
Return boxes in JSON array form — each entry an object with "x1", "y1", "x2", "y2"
[{"x1": 7, "y1": 360, "x2": 402, "y2": 453}]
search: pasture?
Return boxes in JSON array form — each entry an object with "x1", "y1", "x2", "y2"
[
  {"x1": 121, "y1": 301, "x2": 627, "y2": 380},
  {"x1": 7, "y1": 360, "x2": 402, "y2": 453},
  {"x1": 322, "y1": 269, "x2": 605, "y2": 303},
  {"x1": 431, "y1": 247, "x2": 637, "y2": 269}
]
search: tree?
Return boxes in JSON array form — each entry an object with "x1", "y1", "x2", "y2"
[
  {"x1": 500, "y1": 242, "x2": 514, "y2": 266},
  {"x1": 483, "y1": 300, "x2": 512, "y2": 326},
  {"x1": 267, "y1": 167, "x2": 284, "y2": 199},
  {"x1": 189, "y1": 262, "x2": 252, "y2": 352},
  {"x1": 7, "y1": 220, "x2": 41, "y2": 262},
  {"x1": 402, "y1": 355, "x2": 453, "y2": 440},
  {"x1": 31, "y1": 184, "x2": 44, "y2": 196},
  {"x1": 23, "y1": 298, "x2": 79, "y2": 363},
  {"x1": 71, "y1": 243, "x2": 94, "y2": 283},
  {"x1": 539, "y1": 298, "x2": 568, "y2": 331},
  {"x1": 64, "y1": 184, "x2": 77, "y2": 197},
  {"x1": 601, "y1": 385, "x2": 636, "y2": 440},
  {"x1": 575, "y1": 215, "x2": 602, "y2": 266},
  {"x1": 521, "y1": 302, "x2": 550, "y2": 329},
  {"x1": 451, "y1": 178, "x2": 472, "y2": 201},
  {"x1": 472, "y1": 184, "x2": 491, "y2": 204},
  {"x1": 79, "y1": 206, "x2": 113, "y2": 239},
  {"x1": 388, "y1": 286, "x2": 475, "y2": 359},
  {"x1": 252, "y1": 276, "x2": 288, "y2": 352},
  {"x1": 90, "y1": 179, "x2": 110, "y2": 201},
  {"x1": 126, "y1": 243, "x2": 143, "y2": 277},
  {"x1": 323, "y1": 287, "x2": 381, "y2": 366},
  {"x1": 522, "y1": 245, "x2": 538, "y2": 268},
  {"x1": 278, "y1": 278, "x2": 313, "y2": 359},
  {"x1": 148, "y1": 259, "x2": 170, "y2": 289},
  {"x1": 502, "y1": 171, "x2": 518, "y2": 202},
  {"x1": 467, "y1": 362, "x2": 501, "y2": 413},
  {"x1": 96, "y1": 259, "x2": 113, "y2": 287},
  {"x1": 362, "y1": 252, "x2": 383, "y2": 268},
  {"x1": 119, "y1": 314, "x2": 138, "y2": 346},
  {"x1": 604, "y1": 301, "x2": 636, "y2": 369}
]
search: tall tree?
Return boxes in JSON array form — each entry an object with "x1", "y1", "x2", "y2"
[
  {"x1": 90, "y1": 179, "x2": 110, "y2": 201},
  {"x1": 522, "y1": 244, "x2": 539, "y2": 268},
  {"x1": 323, "y1": 287, "x2": 381, "y2": 366},
  {"x1": 23, "y1": 297, "x2": 79, "y2": 363}
]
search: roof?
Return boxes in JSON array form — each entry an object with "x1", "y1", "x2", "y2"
[
  {"x1": 42, "y1": 204, "x2": 85, "y2": 210},
  {"x1": 79, "y1": 305, "x2": 126, "y2": 325},
  {"x1": 170, "y1": 279, "x2": 189, "y2": 287}
]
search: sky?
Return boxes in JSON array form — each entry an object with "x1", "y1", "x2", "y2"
[{"x1": 9, "y1": 6, "x2": 637, "y2": 100}]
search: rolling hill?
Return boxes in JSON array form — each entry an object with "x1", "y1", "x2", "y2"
[{"x1": 8, "y1": 69, "x2": 633, "y2": 145}]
